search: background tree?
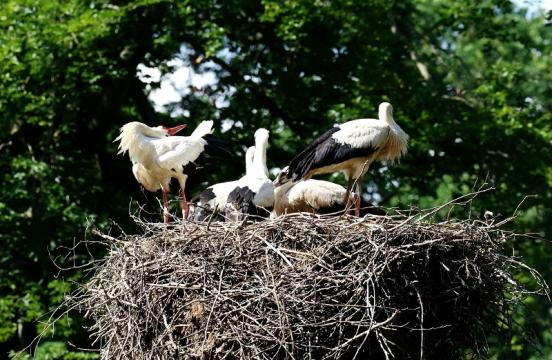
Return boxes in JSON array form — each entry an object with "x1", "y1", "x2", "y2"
[{"x1": 0, "y1": 0, "x2": 550, "y2": 358}]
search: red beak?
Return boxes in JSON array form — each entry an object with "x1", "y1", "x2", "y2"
[{"x1": 165, "y1": 124, "x2": 187, "y2": 136}]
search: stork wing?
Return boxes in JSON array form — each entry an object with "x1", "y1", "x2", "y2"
[
  {"x1": 227, "y1": 178, "x2": 274, "y2": 214},
  {"x1": 153, "y1": 136, "x2": 207, "y2": 171},
  {"x1": 332, "y1": 118, "x2": 389, "y2": 148},
  {"x1": 287, "y1": 119, "x2": 388, "y2": 181},
  {"x1": 287, "y1": 126, "x2": 340, "y2": 180},
  {"x1": 193, "y1": 180, "x2": 240, "y2": 207}
]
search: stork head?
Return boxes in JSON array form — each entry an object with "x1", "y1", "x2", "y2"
[
  {"x1": 254, "y1": 128, "x2": 270, "y2": 143},
  {"x1": 273, "y1": 166, "x2": 293, "y2": 187},
  {"x1": 116, "y1": 122, "x2": 159, "y2": 154},
  {"x1": 378, "y1": 102, "x2": 394, "y2": 123},
  {"x1": 115, "y1": 122, "x2": 187, "y2": 155}
]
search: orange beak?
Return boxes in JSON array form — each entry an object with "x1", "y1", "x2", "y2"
[{"x1": 165, "y1": 124, "x2": 187, "y2": 136}]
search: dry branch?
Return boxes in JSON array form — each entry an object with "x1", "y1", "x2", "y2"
[{"x1": 67, "y1": 210, "x2": 547, "y2": 359}]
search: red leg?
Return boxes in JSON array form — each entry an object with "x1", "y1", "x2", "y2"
[
  {"x1": 180, "y1": 188, "x2": 189, "y2": 219},
  {"x1": 162, "y1": 190, "x2": 170, "y2": 223},
  {"x1": 354, "y1": 192, "x2": 361, "y2": 217},
  {"x1": 355, "y1": 175, "x2": 364, "y2": 217},
  {"x1": 344, "y1": 177, "x2": 353, "y2": 212}
]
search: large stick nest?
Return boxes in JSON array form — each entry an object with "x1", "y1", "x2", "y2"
[{"x1": 70, "y1": 207, "x2": 546, "y2": 359}]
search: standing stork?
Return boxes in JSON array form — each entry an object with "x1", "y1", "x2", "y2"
[
  {"x1": 225, "y1": 128, "x2": 274, "y2": 220},
  {"x1": 191, "y1": 146, "x2": 255, "y2": 221},
  {"x1": 116, "y1": 120, "x2": 227, "y2": 223},
  {"x1": 279, "y1": 102, "x2": 408, "y2": 216},
  {"x1": 273, "y1": 167, "x2": 385, "y2": 216}
]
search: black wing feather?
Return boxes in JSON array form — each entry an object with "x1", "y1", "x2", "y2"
[
  {"x1": 227, "y1": 186, "x2": 256, "y2": 213},
  {"x1": 288, "y1": 126, "x2": 378, "y2": 181},
  {"x1": 227, "y1": 186, "x2": 271, "y2": 219},
  {"x1": 287, "y1": 127, "x2": 340, "y2": 180},
  {"x1": 202, "y1": 134, "x2": 232, "y2": 158},
  {"x1": 192, "y1": 187, "x2": 216, "y2": 204},
  {"x1": 182, "y1": 135, "x2": 232, "y2": 184}
]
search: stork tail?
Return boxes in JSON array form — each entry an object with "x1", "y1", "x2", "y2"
[{"x1": 190, "y1": 120, "x2": 214, "y2": 138}]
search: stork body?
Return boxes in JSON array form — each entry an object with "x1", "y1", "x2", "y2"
[
  {"x1": 280, "y1": 102, "x2": 408, "y2": 216},
  {"x1": 225, "y1": 128, "x2": 274, "y2": 220},
  {"x1": 191, "y1": 146, "x2": 255, "y2": 221},
  {"x1": 116, "y1": 120, "x2": 225, "y2": 222},
  {"x1": 272, "y1": 176, "x2": 384, "y2": 217}
]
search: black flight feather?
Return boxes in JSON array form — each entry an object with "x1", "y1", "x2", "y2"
[
  {"x1": 287, "y1": 126, "x2": 378, "y2": 181},
  {"x1": 190, "y1": 188, "x2": 227, "y2": 221},
  {"x1": 202, "y1": 134, "x2": 232, "y2": 158},
  {"x1": 181, "y1": 134, "x2": 232, "y2": 190},
  {"x1": 192, "y1": 187, "x2": 216, "y2": 204},
  {"x1": 287, "y1": 127, "x2": 339, "y2": 180},
  {"x1": 227, "y1": 186, "x2": 270, "y2": 219},
  {"x1": 227, "y1": 186, "x2": 256, "y2": 213}
]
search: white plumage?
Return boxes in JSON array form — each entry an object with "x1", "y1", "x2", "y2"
[
  {"x1": 191, "y1": 146, "x2": 255, "y2": 220},
  {"x1": 281, "y1": 102, "x2": 408, "y2": 216},
  {"x1": 272, "y1": 168, "x2": 384, "y2": 217},
  {"x1": 272, "y1": 178, "x2": 349, "y2": 216},
  {"x1": 225, "y1": 128, "x2": 274, "y2": 220},
  {"x1": 116, "y1": 120, "x2": 216, "y2": 223},
  {"x1": 130, "y1": 162, "x2": 160, "y2": 193}
]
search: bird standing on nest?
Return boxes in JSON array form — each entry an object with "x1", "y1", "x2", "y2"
[
  {"x1": 279, "y1": 102, "x2": 408, "y2": 216},
  {"x1": 116, "y1": 120, "x2": 228, "y2": 223}
]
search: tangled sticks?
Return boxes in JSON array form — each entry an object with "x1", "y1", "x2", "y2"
[{"x1": 72, "y1": 211, "x2": 546, "y2": 359}]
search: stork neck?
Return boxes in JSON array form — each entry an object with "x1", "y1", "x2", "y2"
[
  {"x1": 253, "y1": 136, "x2": 269, "y2": 177},
  {"x1": 245, "y1": 147, "x2": 255, "y2": 176},
  {"x1": 274, "y1": 181, "x2": 292, "y2": 197},
  {"x1": 245, "y1": 155, "x2": 253, "y2": 176},
  {"x1": 273, "y1": 181, "x2": 294, "y2": 209}
]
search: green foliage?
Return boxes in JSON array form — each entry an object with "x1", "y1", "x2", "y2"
[
  {"x1": 0, "y1": 297, "x2": 17, "y2": 343},
  {"x1": 0, "y1": 0, "x2": 550, "y2": 358},
  {"x1": 10, "y1": 341, "x2": 99, "y2": 360}
]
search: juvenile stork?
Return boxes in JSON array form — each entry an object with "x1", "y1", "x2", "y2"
[
  {"x1": 273, "y1": 167, "x2": 384, "y2": 216},
  {"x1": 191, "y1": 146, "x2": 255, "y2": 221},
  {"x1": 116, "y1": 120, "x2": 227, "y2": 222},
  {"x1": 225, "y1": 128, "x2": 274, "y2": 220},
  {"x1": 280, "y1": 102, "x2": 408, "y2": 216}
]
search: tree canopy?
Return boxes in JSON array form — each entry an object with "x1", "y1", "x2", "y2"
[{"x1": 0, "y1": 0, "x2": 550, "y2": 358}]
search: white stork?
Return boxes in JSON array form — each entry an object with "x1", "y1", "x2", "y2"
[
  {"x1": 279, "y1": 102, "x2": 408, "y2": 216},
  {"x1": 272, "y1": 168, "x2": 384, "y2": 216},
  {"x1": 116, "y1": 120, "x2": 226, "y2": 223},
  {"x1": 191, "y1": 146, "x2": 255, "y2": 221},
  {"x1": 225, "y1": 128, "x2": 274, "y2": 220}
]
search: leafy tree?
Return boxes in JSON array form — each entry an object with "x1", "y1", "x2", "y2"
[{"x1": 0, "y1": 0, "x2": 550, "y2": 357}]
